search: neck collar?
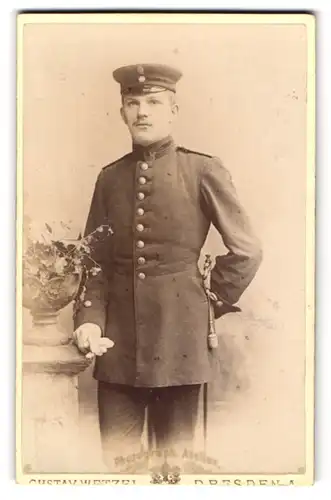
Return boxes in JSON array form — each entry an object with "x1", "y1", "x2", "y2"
[{"x1": 132, "y1": 136, "x2": 175, "y2": 160}]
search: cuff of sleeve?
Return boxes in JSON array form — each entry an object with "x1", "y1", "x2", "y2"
[
  {"x1": 212, "y1": 293, "x2": 241, "y2": 319},
  {"x1": 73, "y1": 306, "x2": 106, "y2": 336}
]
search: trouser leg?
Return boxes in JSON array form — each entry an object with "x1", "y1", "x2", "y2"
[
  {"x1": 97, "y1": 382, "x2": 148, "y2": 471},
  {"x1": 148, "y1": 384, "x2": 201, "y2": 452}
]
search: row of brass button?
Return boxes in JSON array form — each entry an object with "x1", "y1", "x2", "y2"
[
  {"x1": 136, "y1": 162, "x2": 149, "y2": 280},
  {"x1": 83, "y1": 162, "x2": 149, "y2": 304}
]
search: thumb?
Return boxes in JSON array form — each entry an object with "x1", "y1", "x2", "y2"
[{"x1": 99, "y1": 338, "x2": 115, "y2": 349}]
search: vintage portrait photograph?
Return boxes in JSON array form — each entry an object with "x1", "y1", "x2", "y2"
[{"x1": 16, "y1": 12, "x2": 315, "y2": 486}]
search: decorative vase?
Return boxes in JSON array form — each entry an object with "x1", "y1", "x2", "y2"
[
  {"x1": 22, "y1": 270, "x2": 82, "y2": 314},
  {"x1": 22, "y1": 271, "x2": 82, "y2": 346}
]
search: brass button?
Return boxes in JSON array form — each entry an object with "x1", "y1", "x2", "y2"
[
  {"x1": 137, "y1": 256, "x2": 146, "y2": 265},
  {"x1": 137, "y1": 207, "x2": 144, "y2": 216},
  {"x1": 140, "y1": 162, "x2": 149, "y2": 171},
  {"x1": 138, "y1": 177, "x2": 147, "y2": 185},
  {"x1": 84, "y1": 300, "x2": 92, "y2": 308},
  {"x1": 136, "y1": 240, "x2": 145, "y2": 249},
  {"x1": 136, "y1": 224, "x2": 144, "y2": 232},
  {"x1": 138, "y1": 272, "x2": 146, "y2": 280},
  {"x1": 137, "y1": 192, "x2": 145, "y2": 200}
]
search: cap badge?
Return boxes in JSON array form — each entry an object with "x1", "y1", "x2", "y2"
[{"x1": 137, "y1": 65, "x2": 146, "y2": 83}]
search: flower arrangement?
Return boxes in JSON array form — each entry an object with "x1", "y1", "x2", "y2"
[{"x1": 22, "y1": 218, "x2": 113, "y2": 315}]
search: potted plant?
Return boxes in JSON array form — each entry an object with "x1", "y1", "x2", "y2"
[{"x1": 22, "y1": 218, "x2": 113, "y2": 325}]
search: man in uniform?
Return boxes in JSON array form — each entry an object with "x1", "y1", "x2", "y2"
[{"x1": 73, "y1": 63, "x2": 262, "y2": 470}]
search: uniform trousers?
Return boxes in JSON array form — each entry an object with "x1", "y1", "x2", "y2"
[{"x1": 98, "y1": 381, "x2": 201, "y2": 469}]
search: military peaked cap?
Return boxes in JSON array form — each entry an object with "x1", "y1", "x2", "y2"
[{"x1": 113, "y1": 63, "x2": 182, "y2": 95}]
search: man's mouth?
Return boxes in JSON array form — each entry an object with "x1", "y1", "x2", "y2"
[{"x1": 135, "y1": 123, "x2": 152, "y2": 128}]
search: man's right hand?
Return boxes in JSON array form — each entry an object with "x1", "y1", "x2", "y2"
[{"x1": 72, "y1": 323, "x2": 115, "y2": 358}]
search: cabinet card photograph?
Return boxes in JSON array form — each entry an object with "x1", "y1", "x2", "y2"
[{"x1": 16, "y1": 12, "x2": 315, "y2": 486}]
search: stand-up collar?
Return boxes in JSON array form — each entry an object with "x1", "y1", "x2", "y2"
[{"x1": 132, "y1": 136, "x2": 175, "y2": 160}]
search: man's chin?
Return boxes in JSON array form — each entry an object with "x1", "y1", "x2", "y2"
[{"x1": 132, "y1": 133, "x2": 158, "y2": 146}]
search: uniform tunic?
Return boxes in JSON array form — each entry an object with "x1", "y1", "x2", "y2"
[{"x1": 73, "y1": 136, "x2": 262, "y2": 388}]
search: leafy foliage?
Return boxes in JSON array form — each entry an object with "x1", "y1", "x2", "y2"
[{"x1": 22, "y1": 221, "x2": 113, "y2": 312}]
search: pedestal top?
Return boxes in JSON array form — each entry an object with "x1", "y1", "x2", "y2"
[
  {"x1": 23, "y1": 343, "x2": 92, "y2": 375},
  {"x1": 23, "y1": 311, "x2": 92, "y2": 375}
]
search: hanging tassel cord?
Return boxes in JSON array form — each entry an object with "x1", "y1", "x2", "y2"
[{"x1": 202, "y1": 255, "x2": 219, "y2": 350}]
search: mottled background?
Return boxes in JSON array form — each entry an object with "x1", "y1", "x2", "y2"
[{"x1": 22, "y1": 21, "x2": 308, "y2": 473}]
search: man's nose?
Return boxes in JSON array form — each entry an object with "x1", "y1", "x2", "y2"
[{"x1": 137, "y1": 103, "x2": 149, "y2": 117}]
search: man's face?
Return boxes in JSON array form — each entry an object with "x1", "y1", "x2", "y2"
[{"x1": 120, "y1": 90, "x2": 178, "y2": 146}]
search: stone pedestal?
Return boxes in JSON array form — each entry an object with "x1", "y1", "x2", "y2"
[{"x1": 21, "y1": 311, "x2": 91, "y2": 473}]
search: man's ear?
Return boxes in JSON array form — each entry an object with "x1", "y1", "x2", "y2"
[
  {"x1": 120, "y1": 107, "x2": 127, "y2": 124},
  {"x1": 172, "y1": 103, "x2": 179, "y2": 116},
  {"x1": 170, "y1": 103, "x2": 179, "y2": 122}
]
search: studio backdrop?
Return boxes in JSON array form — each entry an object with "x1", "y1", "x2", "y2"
[{"x1": 22, "y1": 19, "x2": 309, "y2": 474}]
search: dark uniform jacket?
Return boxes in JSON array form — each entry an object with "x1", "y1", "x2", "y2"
[{"x1": 73, "y1": 136, "x2": 262, "y2": 388}]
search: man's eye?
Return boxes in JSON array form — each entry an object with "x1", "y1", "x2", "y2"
[
  {"x1": 125, "y1": 100, "x2": 137, "y2": 107},
  {"x1": 149, "y1": 99, "x2": 159, "y2": 105}
]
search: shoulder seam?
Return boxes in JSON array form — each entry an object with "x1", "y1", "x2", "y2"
[
  {"x1": 176, "y1": 146, "x2": 213, "y2": 158},
  {"x1": 102, "y1": 152, "x2": 131, "y2": 171}
]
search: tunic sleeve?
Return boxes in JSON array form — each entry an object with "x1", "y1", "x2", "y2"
[
  {"x1": 200, "y1": 157, "x2": 263, "y2": 318},
  {"x1": 73, "y1": 170, "x2": 110, "y2": 334}
]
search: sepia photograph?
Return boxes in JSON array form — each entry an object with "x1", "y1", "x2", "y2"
[{"x1": 16, "y1": 12, "x2": 315, "y2": 486}]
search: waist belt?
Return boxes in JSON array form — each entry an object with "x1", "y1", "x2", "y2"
[{"x1": 112, "y1": 255, "x2": 199, "y2": 277}]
